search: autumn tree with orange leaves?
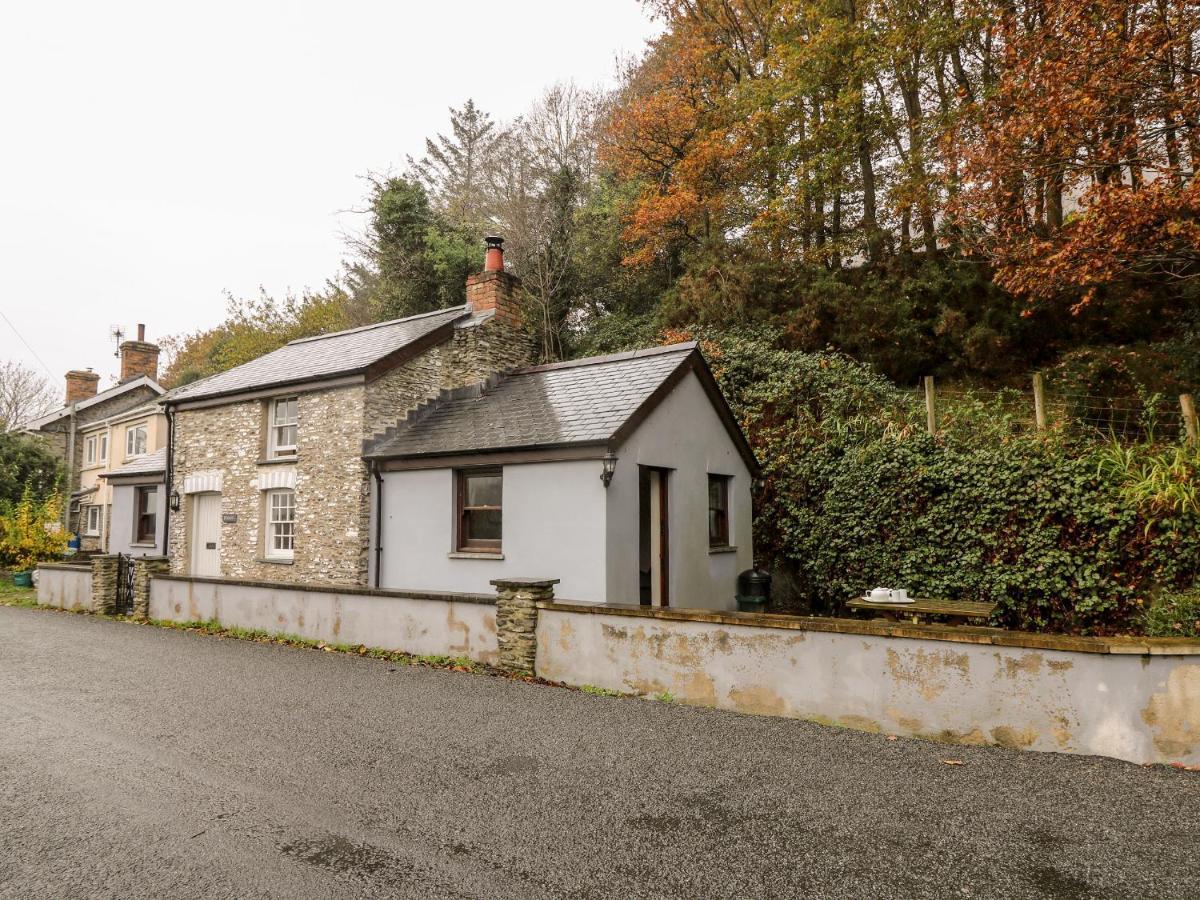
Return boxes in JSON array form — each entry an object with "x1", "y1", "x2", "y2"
[{"x1": 954, "y1": 0, "x2": 1200, "y2": 310}]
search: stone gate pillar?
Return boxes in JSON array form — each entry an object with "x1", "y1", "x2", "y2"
[
  {"x1": 490, "y1": 578, "x2": 558, "y2": 676},
  {"x1": 133, "y1": 556, "x2": 170, "y2": 621},
  {"x1": 90, "y1": 555, "x2": 118, "y2": 615}
]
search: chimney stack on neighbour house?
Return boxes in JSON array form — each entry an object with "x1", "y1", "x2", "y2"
[
  {"x1": 64, "y1": 369, "x2": 100, "y2": 405},
  {"x1": 465, "y1": 236, "x2": 522, "y2": 328},
  {"x1": 119, "y1": 322, "x2": 161, "y2": 382}
]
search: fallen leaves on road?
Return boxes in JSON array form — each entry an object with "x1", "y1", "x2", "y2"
[
  {"x1": 886, "y1": 735, "x2": 898, "y2": 741},
  {"x1": 940, "y1": 759, "x2": 965, "y2": 766}
]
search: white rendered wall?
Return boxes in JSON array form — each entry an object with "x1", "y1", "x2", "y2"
[
  {"x1": 378, "y1": 459, "x2": 608, "y2": 600},
  {"x1": 604, "y1": 371, "x2": 753, "y2": 609}
]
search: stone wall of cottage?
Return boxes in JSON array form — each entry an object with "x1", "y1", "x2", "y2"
[
  {"x1": 169, "y1": 311, "x2": 539, "y2": 588},
  {"x1": 169, "y1": 384, "x2": 369, "y2": 584},
  {"x1": 361, "y1": 315, "x2": 538, "y2": 443}
]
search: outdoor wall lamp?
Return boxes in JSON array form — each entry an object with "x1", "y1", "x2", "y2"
[
  {"x1": 601, "y1": 452, "x2": 618, "y2": 488},
  {"x1": 169, "y1": 489, "x2": 181, "y2": 512}
]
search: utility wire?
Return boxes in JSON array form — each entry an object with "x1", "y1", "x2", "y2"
[{"x1": 0, "y1": 308, "x2": 58, "y2": 382}]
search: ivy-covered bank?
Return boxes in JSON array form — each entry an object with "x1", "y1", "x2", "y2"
[{"x1": 696, "y1": 330, "x2": 1200, "y2": 635}]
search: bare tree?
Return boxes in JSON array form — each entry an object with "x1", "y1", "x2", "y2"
[{"x1": 0, "y1": 361, "x2": 58, "y2": 431}]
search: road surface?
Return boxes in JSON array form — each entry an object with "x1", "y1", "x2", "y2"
[{"x1": 1, "y1": 606, "x2": 1196, "y2": 899}]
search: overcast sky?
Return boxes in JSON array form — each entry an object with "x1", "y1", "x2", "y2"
[{"x1": 0, "y1": 1, "x2": 657, "y2": 395}]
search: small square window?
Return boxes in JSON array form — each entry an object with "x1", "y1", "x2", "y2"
[
  {"x1": 268, "y1": 398, "x2": 298, "y2": 458},
  {"x1": 126, "y1": 423, "x2": 148, "y2": 458},
  {"x1": 456, "y1": 468, "x2": 502, "y2": 552},
  {"x1": 708, "y1": 474, "x2": 730, "y2": 547},
  {"x1": 265, "y1": 489, "x2": 295, "y2": 559}
]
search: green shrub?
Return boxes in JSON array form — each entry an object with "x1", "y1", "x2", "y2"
[
  {"x1": 0, "y1": 490, "x2": 68, "y2": 572},
  {"x1": 692, "y1": 329, "x2": 1200, "y2": 634},
  {"x1": 1142, "y1": 589, "x2": 1200, "y2": 638}
]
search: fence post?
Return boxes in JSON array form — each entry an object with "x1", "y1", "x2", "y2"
[
  {"x1": 1033, "y1": 373, "x2": 1047, "y2": 431},
  {"x1": 1181, "y1": 394, "x2": 1198, "y2": 446},
  {"x1": 923, "y1": 376, "x2": 937, "y2": 436}
]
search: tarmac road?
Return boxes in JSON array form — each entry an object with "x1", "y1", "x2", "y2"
[{"x1": 1, "y1": 606, "x2": 1197, "y2": 899}]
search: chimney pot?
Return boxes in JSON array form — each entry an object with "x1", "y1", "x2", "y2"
[
  {"x1": 137, "y1": 323, "x2": 145, "y2": 341},
  {"x1": 484, "y1": 235, "x2": 505, "y2": 273}
]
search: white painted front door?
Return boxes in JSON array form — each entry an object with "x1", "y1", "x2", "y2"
[{"x1": 190, "y1": 493, "x2": 222, "y2": 576}]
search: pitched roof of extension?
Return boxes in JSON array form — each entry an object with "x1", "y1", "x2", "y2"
[
  {"x1": 365, "y1": 342, "x2": 759, "y2": 473},
  {"x1": 163, "y1": 305, "x2": 472, "y2": 405},
  {"x1": 24, "y1": 375, "x2": 164, "y2": 431},
  {"x1": 101, "y1": 447, "x2": 167, "y2": 479}
]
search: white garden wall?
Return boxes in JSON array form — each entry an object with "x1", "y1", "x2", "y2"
[
  {"x1": 36, "y1": 564, "x2": 93, "y2": 612},
  {"x1": 536, "y1": 603, "x2": 1200, "y2": 766},
  {"x1": 149, "y1": 575, "x2": 498, "y2": 664}
]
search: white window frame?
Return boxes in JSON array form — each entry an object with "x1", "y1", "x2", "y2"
[
  {"x1": 125, "y1": 422, "x2": 148, "y2": 458},
  {"x1": 265, "y1": 488, "x2": 295, "y2": 560},
  {"x1": 99, "y1": 433, "x2": 108, "y2": 463},
  {"x1": 268, "y1": 398, "x2": 298, "y2": 458},
  {"x1": 84, "y1": 435, "x2": 97, "y2": 466},
  {"x1": 84, "y1": 505, "x2": 102, "y2": 537}
]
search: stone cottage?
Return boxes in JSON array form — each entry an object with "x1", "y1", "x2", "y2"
[{"x1": 162, "y1": 238, "x2": 536, "y2": 585}]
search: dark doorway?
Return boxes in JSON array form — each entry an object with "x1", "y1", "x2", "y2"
[{"x1": 638, "y1": 466, "x2": 670, "y2": 606}]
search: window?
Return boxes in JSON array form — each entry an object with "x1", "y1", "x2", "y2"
[
  {"x1": 84, "y1": 505, "x2": 102, "y2": 537},
  {"x1": 126, "y1": 423, "x2": 148, "y2": 458},
  {"x1": 135, "y1": 486, "x2": 157, "y2": 544},
  {"x1": 99, "y1": 433, "x2": 108, "y2": 463},
  {"x1": 85, "y1": 435, "x2": 98, "y2": 465},
  {"x1": 265, "y1": 489, "x2": 295, "y2": 559},
  {"x1": 456, "y1": 468, "x2": 502, "y2": 552},
  {"x1": 268, "y1": 398, "x2": 298, "y2": 458},
  {"x1": 708, "y1": 474, "x2": 730, "y2": 547}
]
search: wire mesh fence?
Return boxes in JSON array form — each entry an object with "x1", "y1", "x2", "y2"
[{"x1": 897, "y1": 379, "x2": 1198, "y2": 446}]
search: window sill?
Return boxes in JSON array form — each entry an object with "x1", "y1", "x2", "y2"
[
  {"x1": 131, "y1": 542, "x2": 157, "y2": 548},
  {"x1": 709, "y1": 545, "x2": 738, "y2": 555},
  {"x1": 257, "y1": 456, "x2": 297, "y2": 467},
  {"x1": 258, "y1": 557, "x2": 294, "y2": 565},
  {"x1": 448, "y1": 551, "x2": 504, "y2": 560}
]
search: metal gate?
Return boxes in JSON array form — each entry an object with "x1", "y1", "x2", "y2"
[{"x1": 114, "y1": 553, "x2": 135, "y2": 615}]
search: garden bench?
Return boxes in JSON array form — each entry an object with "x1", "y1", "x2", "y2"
[{"x1": 846, "y1": 597, "x2": 997, "y2": 626}]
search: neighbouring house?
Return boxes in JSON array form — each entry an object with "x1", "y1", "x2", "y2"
[
  {"x1": 164, "y1": 238, "x2": 756, "y2": 609},
  {"x1": 25, "y1": 325, "x2": 164, "y2": 545},
  {"x1": 98, "y1": 442, "x2": 168, "y2": 557},
  {"x1": 162, "y1": 237, "x2": 537, "y2": 585},
  {"x1": 364, "y1": 344, "x2": 757, "y2": 607}
]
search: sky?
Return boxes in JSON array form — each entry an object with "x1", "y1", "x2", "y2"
[{"x1": 0, "y1": 0, "x2": 658, "y2": 395}]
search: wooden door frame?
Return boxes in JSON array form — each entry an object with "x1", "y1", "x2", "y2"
[{"x1": 639, "y1": 466, "x2": 671, "y2": 607}]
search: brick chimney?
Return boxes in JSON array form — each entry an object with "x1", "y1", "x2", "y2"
[
  {"x1": 119, "y1": 323, "x2": 160, "y2": 382},
  {"x1": 465, "y1": 237, "x2": 521, "y2": 328},
  {"x1": 65, "y1": 369, "x2": 100, "y2": 405}
]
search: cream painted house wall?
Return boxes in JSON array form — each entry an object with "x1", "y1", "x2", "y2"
[{"x1": 77, "y1": 406, "x2": 167, "y2": 551}]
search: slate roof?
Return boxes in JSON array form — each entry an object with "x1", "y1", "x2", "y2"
[
  {"x1": 165, "y1": 305, "x2": 471, "y2": 404},
  {"x1": 367, "y1": 342, "x2": 734, "y2": 461},
  {"x1": 25, "y1": 375, "x2": 164, "y2": 431},
  {"x1": 102, "y1": 447, "x2": 167, "y2": 479}
]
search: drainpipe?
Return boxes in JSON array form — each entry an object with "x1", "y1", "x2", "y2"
[
  {"x1": 372, "y1": 461, "x2": 385, "y2": 589},
  {"x1": 63, "y1": 405, "x2": 77, "y2": 531},
  {"x1": 163, "y1": 404, "x2": 175, "y2": 559}
]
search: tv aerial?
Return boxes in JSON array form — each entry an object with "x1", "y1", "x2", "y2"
[{"x1": 110, "y1": 324, "x2": 125, "y2": 357}]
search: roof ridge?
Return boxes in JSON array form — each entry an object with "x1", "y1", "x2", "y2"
[
  {"x1": 287, "y1": 305, "x2": 469, "y2": 345},
  {"x1": 510, "y1": 341, "x2": 697, "y2": 376}
]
